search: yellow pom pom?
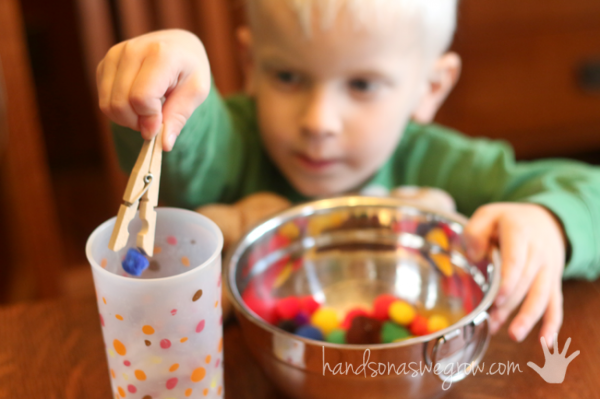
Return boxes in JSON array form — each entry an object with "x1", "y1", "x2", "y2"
[
  {"x1": 430, "y1": 253, "x2": 453, "y2": 277},
  {"x1": 426, "y1": 228, "x2": 449, "y2": 251},
  {"x1": 279, "y1": 222, "x2": 300, "y2": 240},
  {"x1": 310, "y1": 308, "x2": 340, "y2": 335},
  {"x1": 388, "y1": 300, "x2": 416, "y2": 326},
  {"x1": 427, "y1": 314, "x2": 450, "y2": 333}
]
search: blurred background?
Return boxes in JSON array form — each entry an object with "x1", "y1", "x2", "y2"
[{"x1": 0, "y1": 0, "x2": 599, "y2": 304}]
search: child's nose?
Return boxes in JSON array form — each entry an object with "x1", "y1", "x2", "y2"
[{"x1": 300, "y1": 87, "x2": 342, "y2": 139}]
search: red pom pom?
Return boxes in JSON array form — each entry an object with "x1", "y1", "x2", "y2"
[
  {"x1": 242, "y1": 287, "x2": 278, "y2": 324},
  {"x1": 341, "y1": 308, "x2": 370, "y2": 329},
  {"x1": 440, "y1": 223, "x2": 456, "y2": 239},
  {"x1": 393, "y1": 220, "x2": 419, "y2": 234},
  {"x1": 267, "y1": 234, "x2": 291, "y2": 253},
  {"x1": 372, "y1": 294, "x2": 397, "y2": 321},
  {"x1": 275, "y1": 296, "x2": 301, "y2": 320},
  {"x1": 409, "y1": 314, "x2": 429, "y2": 336},
  {"x1": 300, "y1": 296, "x2": 320, "y2": 315}
]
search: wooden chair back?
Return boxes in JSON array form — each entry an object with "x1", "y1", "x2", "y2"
[{"x1": 0, "y1": 0, "x2": 65, "y2": 301}]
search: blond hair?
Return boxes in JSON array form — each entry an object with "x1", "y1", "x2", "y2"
[{"x1": 246, "y1": 0, "x2": 458, "y2": 57}]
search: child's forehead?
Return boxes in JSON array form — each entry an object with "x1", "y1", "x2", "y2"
[
  {"x1": 247, "y1": 0, "x2": 457, "y2": 58},
  {"x1": 249, "y1": 0, "x2": 421, "y2": 36},
  {"x1": 250, "y1": 3, "x2": 425, "y2": 79}
]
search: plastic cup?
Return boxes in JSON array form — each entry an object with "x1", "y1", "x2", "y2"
[{"x1": 86, "y1": 208, "x2": 224, "y2": 399}]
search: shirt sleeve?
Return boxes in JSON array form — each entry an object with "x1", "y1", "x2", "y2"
[
  {"x1": 112, "y1": 81, "x2": 250, "y2": 209},
  {"x1": 398, "y1": 122, "x2": 600, "y2": 280}
]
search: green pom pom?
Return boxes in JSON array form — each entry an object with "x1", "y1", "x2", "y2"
[
  {"x1": 326, "y1": 329, "x2": 346, "y2": 344},
  {"x1": 381, "y1": 321, "x2": 410, "y2": 343}
]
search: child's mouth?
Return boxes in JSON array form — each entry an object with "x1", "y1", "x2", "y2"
[{"x1": 296, "y1": 153, "x2": 340, "y2": 172}]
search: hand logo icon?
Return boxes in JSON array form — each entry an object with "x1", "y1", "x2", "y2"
[{"x1": 527, "y1": 334, "x2": 579, "y2": 384}]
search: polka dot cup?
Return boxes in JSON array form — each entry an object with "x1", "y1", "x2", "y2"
[{"x1": 86, "y1": 208, "x2": 224, "y2": 399}]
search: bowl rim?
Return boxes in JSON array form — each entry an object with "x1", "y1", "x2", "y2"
[{"x1": 224, "y1": 196, "x2": 501, "y2": 350}]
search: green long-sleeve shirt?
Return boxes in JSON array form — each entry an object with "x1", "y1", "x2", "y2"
[{"x1": 113, "y1": 84, "x2": 600, "y2": 281}]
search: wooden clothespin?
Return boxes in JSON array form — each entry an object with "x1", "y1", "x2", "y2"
[{"x1": 109, "y1": 127, "x2": 163, "y2": 256}]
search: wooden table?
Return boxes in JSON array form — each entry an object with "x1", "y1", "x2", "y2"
[{"x1": 1, "y1": 278, "x2": 599, "y2": 399}]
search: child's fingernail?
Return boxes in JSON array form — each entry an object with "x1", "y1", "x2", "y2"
[
  {"x1": 495, "y1": 294, "x2": 505, "y2": 306},
  {"x1": 512, "y1": 326, "x2": 526, "y2": 342},
  {"x1": 489, "y1": 319, "x2": 499, "y2": 333},
  {"x1": 167, "y1": 133, "x2": 178, "y2": 149}
]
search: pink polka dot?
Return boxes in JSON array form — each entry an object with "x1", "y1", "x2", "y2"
[
  {"x1": 196, "y1": 320, "x2": 205, "y2": 333},
  {"x1": 215, "y1": 358, "x2": 220, "y2": 368},
  {"x1": 160, "y1": 339, "x2": 172, "y2": 349},
  {"x1": 219, "y1": 316, "x2": 223, "y2": 326},
  {"x1": 124, "y1": 360, "x2": 131, "y2": 366},
  {"x1": 127, "y1": 384, "x2": 137, "y2": 393},
  {"x1": 217, "y1": 275, "x2": 221, "y2": 287},
  {"x1": 171, "y1": 309, "x2": 177, "y2": 316},
  {"x1": 167, "y1": 236, "x2": 177, "y2": 245},
  {"x1": 99, "y1": 314, "x2": 104, "y2": 327},
  {"x1": 166, "y1": 377, "x2": 178, "y2": 390}
]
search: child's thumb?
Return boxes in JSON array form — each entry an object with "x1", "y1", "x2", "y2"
[
  {"x1": 464, "y1": 205, "x2": 500, "y2": 262},
  {"x1": 160, "y1": 79, "x2": 208, "y2": 151}
]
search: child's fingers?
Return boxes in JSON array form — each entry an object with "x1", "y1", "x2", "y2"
[
  {"x1": 489, "y1": 247, "x2": 540, "y2": 333},
  {"x1": 108, "y1": 42, "x2": 146, "y2": 130},
  {"x1": 97, "y1": 42, "x2": 125, "y2": 117},
  {"x1": 161, "y1": 75, "x2": 209, "y2": 151},
  {"x1": 495, "y1": 219, "x2": 529, "y2": 305},
  {"x1": 464, "y1": 204, "x2": 501, "y2": 261},
  {"x1": 538, "y1": 283, "x2": 563, "y2": 348},
  {"x1": 507, "y1": 265, "x2": 553, "y2": 342},
  {"x1": 129, "y1": 45, "x2": 178, "y2": 139}
]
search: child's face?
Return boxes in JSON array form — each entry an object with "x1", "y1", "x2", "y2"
[{"x1": 245, "y1": 2, "x2": 435, "y2": 197}]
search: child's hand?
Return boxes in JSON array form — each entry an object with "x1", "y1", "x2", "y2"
[
  {"x1": 464, "y1": 203, "x2": 567, "y2": 346},
  {"x1": 97, "y1": 29, "x2": 210, "y2": 151}
]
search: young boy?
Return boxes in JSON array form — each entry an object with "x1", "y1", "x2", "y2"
[{"x1": 96, "y1": 0, "x2": 600, "y2": 347}]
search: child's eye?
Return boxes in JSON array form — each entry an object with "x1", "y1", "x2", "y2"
[
  {"x1": 276, "y1": 71, "x2": 301, "y2": 84},
  {"x1": 271, "y1": 71, "x2": 304, "y2": 91},
  {"x1": 349, "y1": 79, "x2": 379, "y2": 94}
]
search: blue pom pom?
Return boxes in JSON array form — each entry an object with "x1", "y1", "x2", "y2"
[
  {"x1": 122, "y1": 248, "x2": 149, "y2": 276},
  {"x1": 295, "y1": 325, "x2": 324, "y2": 341}
]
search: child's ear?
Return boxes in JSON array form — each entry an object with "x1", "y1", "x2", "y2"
[
  {"x1": 236, "y1": 26, "x2": 256, "y2": 96},
  {"x1": 412, "y1": 52, "x2": 461, "y2": 124}
]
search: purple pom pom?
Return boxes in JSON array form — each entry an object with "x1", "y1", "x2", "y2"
[
  {"x1": 294, "y1": 311, "x2": 310, "y2": 326},
  {"x1": 122, "y1": 248, "x2": 149, "y2": 276}
]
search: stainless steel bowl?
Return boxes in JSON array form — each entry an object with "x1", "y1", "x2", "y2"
[{"x1": 225, "y1": 196, "x2": 500, "y2": 399}]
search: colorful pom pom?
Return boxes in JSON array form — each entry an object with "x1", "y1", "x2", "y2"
[
  {"x1": 388, "y1": 300, "x2": 416, "y2": 326},
  {"x1": 122, "y1": 248, "x2": 149, "y2": 276}
]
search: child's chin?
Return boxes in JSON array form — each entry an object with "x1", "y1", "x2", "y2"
[{"x1": 292, "y1": 179, "x2": 353, "y2": 199}]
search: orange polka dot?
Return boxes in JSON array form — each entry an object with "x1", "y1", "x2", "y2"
[
  {"x1": 191, "y1": 367, "x2": 206, "y2": 382},
  {"x1": 185, "y1": 388, "x2": 193, "y2": 397},
  {"x1": 115, "y1": 314, "x2": 123, "y2": 321},
  {"x1": 214, "y1": 300, "x2": 219, "y2": 308},
  {"x1": 154, "y1": 246, "x2": 162, "y2": 254},
  {"x1": 103, "y1": 297, "x2": 107, "y2": 305},
  {"x1": 203, "y1": 388, "x2": 209, "y2": 396},
  {"x1": 218, "y1": 337, "x2": 223, "y2": 353},
  {"x1": 113, "y1": 339, "x2": 127, "y2": 356},
  {"x1": 169, "y1": 363, "x2": 179, "y2": 372},
  {"x1": 142, "y1": 325, "x2": 155, "y2": 335},
  {"x1": 117, "y1": 386, "x2": 126, "y2": 397},
  {"x1": 101, "y1": 258, "x2": 107, "y2": 268},
  {"x1": 134, "y1": 369, "x2": 146, "y2": 381},
  {"x1": 218, "y1": 386, "x2": 222, "y2": 395},
  {"x1": 205, "y1": 355, "x2": 211, "y2": 364},
  {"x1": 181, "y1": 256, "x2": 190, "y2": 267},
  {"x1": 110, "y1": 369, "x2": 116, "y2": 378},
  {"x1": 180, "y1": 337, "x2": 188, "y2": 343}
]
